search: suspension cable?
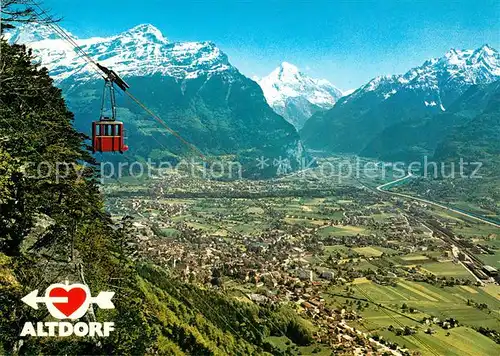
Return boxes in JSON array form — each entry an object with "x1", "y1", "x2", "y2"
[
  {"x1": 124, "y1": 91, "x2": 205, "y2": 159},
  {"x1": 28, "y1": 1, "x2": 206, "y2": 160}
]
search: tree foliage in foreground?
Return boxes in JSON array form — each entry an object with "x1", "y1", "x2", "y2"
[{"x1": 0, "y1": 40, "x2": 315, "y2": 355}]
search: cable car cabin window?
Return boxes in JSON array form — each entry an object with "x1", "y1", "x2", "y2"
[{"x1": 98, "y1": 124, "x2": 117, "y2": 136}]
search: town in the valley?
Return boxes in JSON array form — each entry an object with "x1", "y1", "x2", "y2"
[{"x1": 104, "y1": 161, "x2": 500, "y2": 356}]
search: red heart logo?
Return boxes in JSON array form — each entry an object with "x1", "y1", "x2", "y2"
[{"x1": 49, "y1": 287, "x2": 88, "y2": 317}]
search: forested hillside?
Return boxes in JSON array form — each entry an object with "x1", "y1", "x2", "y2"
[
  {"x1": 360, "y1": 81, "x2": 500, "y2": 162},
  {"x1": 0, "y1": 39, "x2": 314, "y2": 355},
  {"x1": 433, "y1": 82, "x2": 500, "y2": 175}
]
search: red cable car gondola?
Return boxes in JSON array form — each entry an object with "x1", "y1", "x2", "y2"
[
  {"x1": 92, "y1": 120, "x2": 128, "y2": 153},
  {"x1": 92, "y1": 64, "x2": 130, "y2": 153}
]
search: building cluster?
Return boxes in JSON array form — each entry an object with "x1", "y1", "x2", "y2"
[{"x1": 104, "y1": 172, "x2": 499, "y2": 354}]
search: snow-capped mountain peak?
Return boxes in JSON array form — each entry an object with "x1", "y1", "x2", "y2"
[
  {"x1": 345, "y1": 44, "x2": 500, "y2": 109},
  {"x1": 477, "y1": 44, "x2": 496, "y2": 56},
  {"x1": 118, "y1": 23, "x2": 168, "y2": 44},
  {"x1": 427, "y1": 45, "x2": 500, "y2": 80},
  {"x1": 256, "y1": 62, "x2": 343, "y2": 129},
  {"x1": 275, "y1": 61, "x2": 301, "y2": 80},
  {"x1": 6, "y1": 23, "x2": 233, "y2": 82},
  {"x1": 258, "y1": 62, "x2": 342, "y2": 108},
  {"x1": 4, "y1": 22, "x2": 74, "y2": 43}
]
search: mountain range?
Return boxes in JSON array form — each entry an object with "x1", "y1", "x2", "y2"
[
  {"x1": 7, "y1": 23, "x2": 500, "y2": 175},
  {"x1": 6, "y1": 23, "x2": 307, "y2": 177},
  {"x1": 361, "y1": 78, "x2": 500, "y2": 163},
  {"x1": 255, "y1": 62, "x2": 343, "y2": 130},
  {"x1": 301, "y1": 45, "x2": 500, "y2": 158},
  {"x1": 6, "y1": 23, "x2": 229, "y2": 81}
]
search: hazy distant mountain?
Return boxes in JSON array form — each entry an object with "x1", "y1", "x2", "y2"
[
  {"x1": 256, "y1": 62, "x2": 343, "y2": 130},
  {"x1": 8, "y1": 24, "x2": 307, "y2": 176},
  {"x1": 301, "y1": 45, "x2": 500, "y2": 155}
]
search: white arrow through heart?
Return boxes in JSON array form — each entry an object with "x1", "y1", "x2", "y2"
[
  {"x1": 21, "y1": 290, "x2": 66, "y2": 310},
  {"x1": 21, "y1": 289, "x2": 115, "y2": 310}
]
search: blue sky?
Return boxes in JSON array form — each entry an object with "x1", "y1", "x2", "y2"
[{"x1": 43, "y1": 0, "x2": 499, "y2": 90}]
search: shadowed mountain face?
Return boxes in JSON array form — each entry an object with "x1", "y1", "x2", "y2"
[
  {"x1": 360, "y1": 81, "x2": 500, "y2": 162},
  {"x1": 300, "y1": 45, "x2": 500, "y2": 157},
  {"x1": 433, "y1": 81, "x2": 500, "y2": 176},
  {"x1": 8, "y1": 24, "x2": 307, "y2": 177}
]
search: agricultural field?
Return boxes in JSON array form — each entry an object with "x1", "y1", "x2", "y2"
[
  {"x1": 324, "y1": 278, "x2": 500, "y2": 355},
  {"x1": 474, "y1": 251, "x2": 500, "y2": 267},
  {"x1": 453, "y1": 223, "x2": 500, "y2": 238},
  {"x1": 420, "y1": 261, "x2": 476, "y2": 280},
  {"x1": 353, "y1": 246, "x2": 398, "y2": 258},
  {"x1": 323, "y1": 245, "x2": 352, "y2": 257},
  {"x1": 400, "y1": 254, "x2": 430, "y2": 262},
  {"x1": 482, "y1": 284, "x2": 500, "y2": 300},
  {"x1": 376, "y1": 326, "x2": 499, "y2": 356},
  {"x1": 425, "y1": 207, "x2": 499, "y2": 239},
  {"x1": 370, "y1": 212, "x2": 399, "y2": 222},
  {"x1": 157, "y1": 227, "x2": 180, "y2": 237},
  {"x1": 318, "y1": 225, "x2": 367, "y2": 237}
]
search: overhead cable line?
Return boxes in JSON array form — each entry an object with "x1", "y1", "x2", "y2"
[{"x1": 28, "y1": 1, "x2": 206, "y2": 160}]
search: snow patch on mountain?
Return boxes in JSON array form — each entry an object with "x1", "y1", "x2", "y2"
[
  {"x1": 342, "y1": 89, "x2": 355, "y2": 96},
  {"x1": 6, "y1": 23, "x2": 233, "y2": 82}
]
